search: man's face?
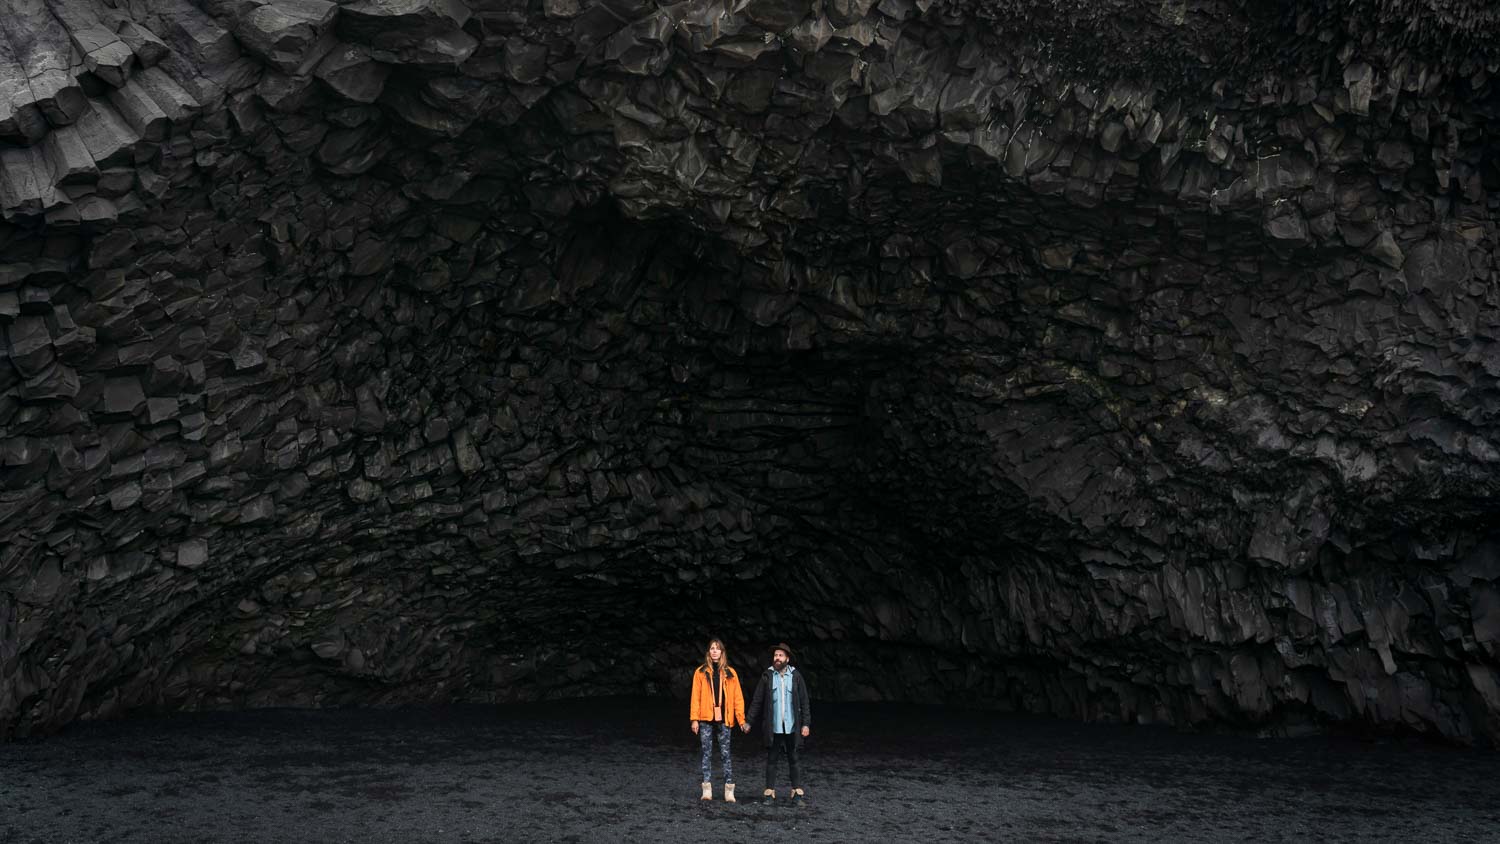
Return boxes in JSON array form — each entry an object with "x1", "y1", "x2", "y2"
[{"x1": 772, "y1": 649, "x2": 789, "y2": 669}]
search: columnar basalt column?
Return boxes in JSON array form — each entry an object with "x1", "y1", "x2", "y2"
[{"x1": 1, "y1": 0, "x2": 1498, "y2": 743}]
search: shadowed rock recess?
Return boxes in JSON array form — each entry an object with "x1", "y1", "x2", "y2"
[{"x1": 1, "y1": 0, "x2": 1499, "y2": 744}]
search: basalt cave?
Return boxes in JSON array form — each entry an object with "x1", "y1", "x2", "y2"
[{"x1": 2, "y1": 0, "x2": 1500, "y2": 752}]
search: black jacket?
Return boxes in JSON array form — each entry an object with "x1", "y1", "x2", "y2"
[{"x1": 747, "y1": 666, "x2": 812, "y2": 748}]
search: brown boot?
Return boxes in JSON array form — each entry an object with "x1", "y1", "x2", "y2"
[
  {"x1": 724, "y1": 783, "x2": 736, "y2": 803},
  {"x1": 700, "y1": 782, "x2": 712, "y2": 801}
]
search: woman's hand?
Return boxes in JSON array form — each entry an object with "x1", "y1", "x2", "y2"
[
  {"x1": 740, "y1": 723, "x2": 750, "y2": 733},
  {"x1": 691, "y1": 721, "x2": 699, "y2": 734}
]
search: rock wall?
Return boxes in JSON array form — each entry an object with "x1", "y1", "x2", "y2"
[{"x1": 1, "y1": 0, "x2": 1499, "y2": 742}]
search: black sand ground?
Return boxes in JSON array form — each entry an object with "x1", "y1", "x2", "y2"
[{"x1": 1, "y1": 697, "x2": 1494, "y2": 843}]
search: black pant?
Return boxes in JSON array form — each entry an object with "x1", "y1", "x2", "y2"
[{"x1": 766, "y1": 733, "x2": 801, "y2": 790}]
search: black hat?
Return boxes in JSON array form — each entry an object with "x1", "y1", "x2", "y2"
[{"x1": 772, "y1": 642, "x2": 793, "y2": 659}]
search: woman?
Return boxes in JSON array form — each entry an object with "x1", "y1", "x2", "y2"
[{"x1": 689, "y1": 638, "x2": 746, "y2": 802}]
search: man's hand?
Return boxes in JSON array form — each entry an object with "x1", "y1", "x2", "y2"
[
  {"x1": 740, "y1": 723, "x2": 750, "y2": 733},
  {"x1": 691, "y1": 721, "x2": 699, "y2": 734},
  {"x1": 801, "y1": 726, "x2": 810, "y2": 738}
]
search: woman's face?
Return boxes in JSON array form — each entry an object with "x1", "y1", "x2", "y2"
[{"x1": 708, "y1": 642, "x2": 723, "y2": 662}]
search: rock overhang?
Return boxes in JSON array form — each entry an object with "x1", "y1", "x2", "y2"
[{"x1": 0, "y1": 0, "x2": 1498, "y2": 744}]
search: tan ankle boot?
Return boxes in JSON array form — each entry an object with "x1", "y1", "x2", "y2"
[
  {"x1": 724, "y1": 783, "x2": 736, "y2": 803},
  {"x1": 700, "y1": 781, "x2": 712, "y2": 801}
]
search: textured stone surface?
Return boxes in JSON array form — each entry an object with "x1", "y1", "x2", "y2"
[{"x1": 0, "y1": 0, "x2": 1499, "y2": 744}]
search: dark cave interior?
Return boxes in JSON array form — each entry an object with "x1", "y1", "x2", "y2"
[{"x1": 1, "y1": 0, "x2": 1499, "y2": 745}]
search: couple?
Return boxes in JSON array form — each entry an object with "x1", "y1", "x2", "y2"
[{"x1": 689, "y1": 639, "x2": 811, "y2": 805}]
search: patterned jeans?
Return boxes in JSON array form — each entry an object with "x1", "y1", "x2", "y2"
[{"x1": 698, "y1": 722, "x2": 733, "y2": 783}]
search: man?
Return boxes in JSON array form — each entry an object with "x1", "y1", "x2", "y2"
[{"x1": 745, "y1": 642, "x2": 811, "y2": 805}]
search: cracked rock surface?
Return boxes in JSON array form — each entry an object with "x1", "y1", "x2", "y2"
[{"x1": 1, "y1": 0, "x2": 1500, "y2": 743}]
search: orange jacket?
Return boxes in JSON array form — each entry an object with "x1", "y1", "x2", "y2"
[{"x1": 690, "y1": 665, "x2": 746, "y2": 727}]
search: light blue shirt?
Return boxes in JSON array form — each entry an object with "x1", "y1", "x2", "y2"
[{"x1": 771, "y1": 666, "x2": 795, "y2": 734}]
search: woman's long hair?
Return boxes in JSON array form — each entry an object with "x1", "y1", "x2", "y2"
[{"x1": 700, "y1": 638, "x2": 733, "y2": 677}]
